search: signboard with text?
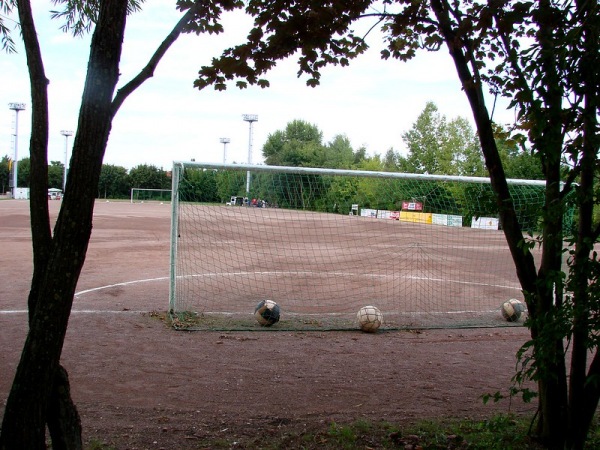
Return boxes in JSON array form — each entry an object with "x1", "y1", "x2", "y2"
[{"x1": 401, "y1": 201, "x2": 423, "y2": 211}]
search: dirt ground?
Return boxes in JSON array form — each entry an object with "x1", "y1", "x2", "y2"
[{"x1": 0, "y1": 200, "x2": 535, "y2": 449}]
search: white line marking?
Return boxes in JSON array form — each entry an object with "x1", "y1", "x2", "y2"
[
  {"x1": 1, "y1": 271, "x2": 520, "y2": 315},
  {"x1": 74, "y1": 276, "x2": 169, "y2": 296}
]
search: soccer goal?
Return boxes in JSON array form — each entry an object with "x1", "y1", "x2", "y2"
[
  {"x1": 130, "y1": 188, "x2": 171, "y2": 203},
  {"x1": 169, "y1": 161, "x2": 556, "y2": 331}
]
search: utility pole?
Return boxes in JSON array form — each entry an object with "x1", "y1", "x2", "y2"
[
  {"x1": 242, "y1": 114, "x2": 258, "y2": 196},
  {"x1": 8, "y1": 102, "x2": 26, "y2": 198},
  {"x1": 60, "y1": 130, "x2": 74, "y2": 192},
  {"x1": 219, "y1": 137, "x2": 230, "y2": 164}
]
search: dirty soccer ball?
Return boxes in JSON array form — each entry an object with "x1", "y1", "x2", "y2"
[
  {"x1": 501, "y1": 299, "x2": 525, "y2": 322},
  {"x1": 254, "y1": 300, "x2": 281, "y2": 326},
  {"x1": 357, "y1": 305, "x2": 383, "y2": 333}
]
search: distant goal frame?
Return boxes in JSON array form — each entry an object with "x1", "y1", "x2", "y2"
[{"x1": 130, "y1": 188, "x2": 172, "y2": 203}]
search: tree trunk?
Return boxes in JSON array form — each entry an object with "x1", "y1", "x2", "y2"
[
  {"x1": 429, "y1": 0, "x2": 568, "y2": 446},
  {"x1": 6, "y1": 1, "x2": 84, "y2": 447},
  {"x1": 567, "y1": 2, "x2": 600, "y2": 448},
  {"x1": 0, "y1": 1, "x2": 129, "y2": 447},
  {"x1": 46, "y1": 367, "x2": 83, "y2": 450}
]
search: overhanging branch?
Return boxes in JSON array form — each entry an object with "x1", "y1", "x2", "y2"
[{"x1": 110, "y1": 2, "x2": 203, "y2": 117}]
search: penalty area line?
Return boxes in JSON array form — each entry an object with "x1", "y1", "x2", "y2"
[
  {"x1": 1, "y1": 277, "x2": 170, "y2": 314},
  {"x1": 74, "y1": 276, "x2": 169, "y2": 296}
]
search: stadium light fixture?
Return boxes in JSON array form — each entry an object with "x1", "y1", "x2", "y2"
[
  {"x1": 219, "y1": 137, "x2": 230, "y2": 164},
  {"x1": 60, "y1": 130, "x2": 74, "y2": 192},
  {"x1": 8, "y1": 102, "x2": 26, "y2": 198},
  {"x1": 242, "y1": 114, "x2": 258, "y2": 196}
]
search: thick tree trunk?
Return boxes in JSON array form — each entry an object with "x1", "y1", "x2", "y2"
[
  {"x1": 46, "y1": 367, "x2": 83, "y2": 450},
  {"x1": 0, "y1": 1, "x2": 129, "y2": 448},
  {"x1": 430, "y1": 1, "x2": 568, "y2": 446}
]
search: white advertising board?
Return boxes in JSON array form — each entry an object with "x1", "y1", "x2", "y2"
[
  {"x1": 432, "y1": 214, "x2": 463, "y2": 227},
  {"x1": 471, "y1": 217, "x2": 499, "y2": 230},
  {"x1": 14, "y1": 188, "x2": 30, "y2": 199},
  {"x1": 360, "y1": 208, "x2": 377, "y2": 218}
]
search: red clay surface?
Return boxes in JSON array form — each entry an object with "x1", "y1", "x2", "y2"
[{"x1": 0, "y1": 200, "x2": 534, "y2": 449}]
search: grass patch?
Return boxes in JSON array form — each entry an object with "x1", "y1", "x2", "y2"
[
  {"x1": 85, "y1": 439, "x2": 117, "y2": 450},
  {"x1": 84, "y1": 414, "x2": 600, "y2": 449}
]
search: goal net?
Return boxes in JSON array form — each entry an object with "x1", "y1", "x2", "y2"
[{"x1": 169, "y1": 162, "x2": 553, "y2": 331}]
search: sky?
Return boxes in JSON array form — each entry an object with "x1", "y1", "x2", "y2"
[{"x1": 1, "y1": 2, "x2": 516, "y2": 171}]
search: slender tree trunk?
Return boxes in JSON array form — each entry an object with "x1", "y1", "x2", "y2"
[
  {"x1": 567, "y1": 1, "x2": 600, "y2": 448},
  {"x1": 7, "y1": 1, "x2": 84, "y2": 447},
  {"x1": 527, "y1": 2, "x2": 571, "y2": 445},
  {"x1": 0, "y1": 1, "x2": 129, "y2": 447}
]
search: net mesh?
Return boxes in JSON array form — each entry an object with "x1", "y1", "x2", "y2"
[{"x1": 170, "y1": 163, "x2": 550, "y2": 331}]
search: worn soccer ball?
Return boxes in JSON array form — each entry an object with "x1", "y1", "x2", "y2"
[
  {"x1": 501, "y1": 299, "x2": 525, "y2": 322},
  {"x1": 357, "y1": 305, "x2": 383, "y2": 333},
  {"x1": 254, "y1": 300, "x2": 281, "y2": 326}
]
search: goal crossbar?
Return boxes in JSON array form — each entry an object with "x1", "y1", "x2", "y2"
[{"x1": 172, "y1": 161, "x2": 547, "y2": 186}]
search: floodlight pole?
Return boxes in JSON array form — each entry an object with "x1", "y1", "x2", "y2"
[
  {"x1": 8, "y1": 102, "x2": 26, "y2": 198},
  {"x1": 219, "y1": 137, "x2": 230, "y2": 164},
  {"x1": 242, "y1": 114, "x2": 258, "y2": 197},
  {"x1": 60, "y1": 130, "x2": 74, "y2": 192}
]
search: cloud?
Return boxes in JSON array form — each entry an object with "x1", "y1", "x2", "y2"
[{"x1": 1, "y1": 4, "x2": 514, "y2": 172}]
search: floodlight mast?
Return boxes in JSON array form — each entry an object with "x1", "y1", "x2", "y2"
[
  {"x1": 60, "y1": 130, "x2": 74, "y2": 192},
  {"x1": 8, "y1": 102, "x2": 26, "y2": 199},
  {"x1": 219, "y1": 137, "x2": 230, "y2": 164},
  {"x1": 242, "y1": 114, "x2": 258, "y2": 196}
]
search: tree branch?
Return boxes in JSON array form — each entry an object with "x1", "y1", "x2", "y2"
[{"x1": 110, "y1": 2, "x2": 203, "y2": 116}]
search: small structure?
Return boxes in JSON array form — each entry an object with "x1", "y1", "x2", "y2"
[
  {"x1": 226, "y1": 196, "x2": 246, "y2": 206},
  {"x1": 13, "y1": 187, "x2": 29, "y2": 199},
  {"x1": 48, "y1": 188, "x2": 62, "y2": 200}
]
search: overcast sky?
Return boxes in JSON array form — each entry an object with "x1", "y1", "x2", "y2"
[{"x1": 1, "y1": 2, "x2": 516, "y2": 171}]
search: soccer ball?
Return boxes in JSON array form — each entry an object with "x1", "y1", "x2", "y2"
[
  {"x1": 501, "y1": 299, "x2": 525, "y2": 322},
  {"x1": 357, "y1": 305, "x2": 383, "y2": 333},
  {"x1": 254, "y1": 300, "x2": 281, "y2": 326}
]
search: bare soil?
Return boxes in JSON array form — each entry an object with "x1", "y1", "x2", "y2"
[{"x1": 0, "y1": 200, "x2": 534, "y2": 449}]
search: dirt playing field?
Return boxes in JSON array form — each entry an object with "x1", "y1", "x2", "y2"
[{"x1": 0, "y1": 200, "x2": 535, "y2": 449}]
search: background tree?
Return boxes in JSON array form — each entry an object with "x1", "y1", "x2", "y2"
[
  {"x1": 400, "y1": 102, "x2": 484, "y2": 176},
  {"x1": 216, "y1": 169, "x2": 246, "y2": 201},
  {"x1": 494, "y1": 126, "x2": 544, "y2": 180},
  {"x1": 128, "y1": 164, "x2": 171, "y2": 190},
  {"x1": 98, "y1": 164, "x2": 129, "y2": 199},
  {"x1": 262, "y1": 119, "x2": 325, "y2": 166},
  {"x1": 262, "y1": 120, "x2": 327, "y2": 208},
  {"x1": 0, "y1": 157, "x2": 63, "y2": 191},
  {"x1": 382, "y1": 148, "x2": 399, "y2": 171},
  {"x1": 352, "y1": 146, "x2": 368, "y2": 166},
  {"x1": 402, "y1": 101, "x2": 451, "y2": 174},
  {"x1": 15, "y1": 157, "x2": 30, "y2": 187},
  {"x1": 195, "y1": 0, "x2": 599, "y2": 447},
  {"x1": 0, "y1": 155, "x2": 10, "y2": 193},
  {"x1": 180, "y1": 167, "x2": 219, "y2": 202},
  {"x1": 0, "y1": 0, "x2": 244, "y2": 447},
  {"x1": 48, "y1": 160, "x2": 64, "y2": 189},
  {"x1": 323, "y1": 134, "x2": 355, "y2": 169},
  {"x1": 448, "y1": 116, "x2": 485, "y2": 176}
]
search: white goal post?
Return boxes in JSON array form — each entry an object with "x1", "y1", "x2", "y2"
[{"x1": 169, "y1": 161, "x2": 556, "y2": 331}]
